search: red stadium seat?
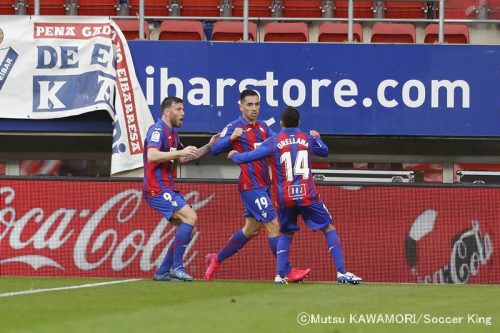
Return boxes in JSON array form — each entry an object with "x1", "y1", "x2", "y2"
[
  {"x1": 263, "y1": 22, "x2": 309, "y2": 42},
  {"x1": 211, "y1": 21, "x2": 257, "y2": 41},
  {"x1": 78, "y1": 0, "x2": 117, "y2": 16},
  {"x1": 129, "y1": 0, "x2": 169, "y2": 17},
  {"x1": 232, "y1": 0, "x2": 272, "y2": 17},
  {"x1": 333, "y1": 1, "x2": 373, "y2": 18},
  {"x1": 113, "y1": 19, "x2": 151, "y2": 40},
  {"x1": 282, "y1": 0, "x2": 323, "y2": 17},
  {"x1": 39, "y1": 0, "x2": 65, "y2": 15},
  {"x1": 180, "y1": 0, "x2": 220, "y2": 17},
  {"x1": 158, "y1": 20, "x2": 205, "y2": 41},
  {"x1": 371, "y1": 23, "x2": 416, "y2": 43},
  {"x1": 318, "y1": 22, "x2": 363, "y2": 43},
  {"x1": 489, "y1": 0, "x2": 500, "y2": 19},
  {"x1": 424, "y1": 23, "x2": 470, "y2": 44},
  {"x1": 444, "y1": 0, "x2": 477, "y2": 19},
  {"x1": 385, "y1": 1, "x2": 425, "y2": 18}
]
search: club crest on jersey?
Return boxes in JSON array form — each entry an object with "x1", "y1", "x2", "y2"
[{"x1": 151, "y1": 131, "x2": 161, "y2": 142}]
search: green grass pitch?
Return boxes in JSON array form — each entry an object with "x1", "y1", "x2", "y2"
[{"x1": 0, "y1": 277, "x2": 498, "y2": 333}]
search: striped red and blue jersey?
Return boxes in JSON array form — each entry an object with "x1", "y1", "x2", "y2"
[
  {"x1": 212, "y1": 116, "x2": 275, "y2": 192},
  {"x1": 143, "y1": 119, "x2": 183, "y2": 198},
  {"x1": 230, "y1": 128, "x2": 329, "y2": 208}
]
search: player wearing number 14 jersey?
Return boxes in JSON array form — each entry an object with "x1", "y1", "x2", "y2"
[
  {"x1": 229, "y1": 106, "x2": 362, "y2": 284},
  {"x1": 204, "y1": 89, "x2": 310, "y2": 283}
]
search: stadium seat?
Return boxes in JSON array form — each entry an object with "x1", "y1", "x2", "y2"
[
  {"x1": 232, "y1": 0, "x2": 272, "y2": 17},
  {"x1": 113, "y1": 19, "x2": 151, "y2": 40},
  {"x1": 263, "y1": 22, "x2": 309, "y2": 42},
  {"x1": 370, "y1": 23, "x2": 416, "y2": 43},
  {"x1": 38, "y1": 0, "x2": 66, "y2": 15},
  {"x1": 211, "y1": 21, "x2": 257, "y2": 41},
  {"x1": 129, "y1": 0, "x2": 169, "y2": 16},
  {"x1": 489, "y1": 0, "x2": 500, "y2": 19},
  {"x1": 444, "y1": 0, "x2": 477, "y2": 19},
  {"x1": 332, "y1": 1, "x2": 373, "y2": 18},
  {"x1": 385, "y1": 1, "x2": 426, "y2": 18},
  {"x1": 282, "y1": 0, "x2": 323, "y2": 17},
  {"x1": 424, "y1": 23, "x2": 470, "y2": 44},
  {"x1": 181, "y1": 0, "x2": 220, "y2": 17},
  {"x1": 78, "y1": 0, "x2": 118, "y2": 16},
  {"x1": 158, "y1": 20, "x2": 205, "y2": 41},
  {"x1": 318, "y1": 22, "x2": 363, "y2": 43}
]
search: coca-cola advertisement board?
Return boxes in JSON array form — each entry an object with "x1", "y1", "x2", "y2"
[{"x1": 1, "y1": 179, "x2": 498, "y2": 283}]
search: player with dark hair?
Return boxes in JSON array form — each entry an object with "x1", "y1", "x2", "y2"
[
  {"x1": 229, "y1": 106, "x2": 362, "y2": 284},
  {"x1": 204, "y1": 90, "x2": 311, "y2": 282},
  {"x1": 143, "y1": 96, "x2": 219, "y2": 282}
]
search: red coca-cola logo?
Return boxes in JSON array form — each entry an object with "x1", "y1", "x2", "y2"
[
  {"x1": 0, "y1": 185, "x2": 214, "y2": 276},
  {"x1": 405, "y1": 209, "x2": 493, "y2": 283}
]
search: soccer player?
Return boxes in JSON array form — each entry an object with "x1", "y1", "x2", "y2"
[
  {"x1": 204, "y1": 89, "x2": 310, "y2": 282},
  {"x1": 228, "y1": 106, "x2": 363, "y2": 285},
  {"x1": 143, "y1": 96, "x2": 219, "y2": 282}
]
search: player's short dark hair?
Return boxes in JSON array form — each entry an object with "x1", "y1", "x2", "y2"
[
  {"x1": 239, "y1": 89, "x2": 259, "y2": 102},
  {"x1": 281, "y1": 106, "x2": 300, "y2": 128},
  {"x1": 161, "y1": 96, "x2": 183, "y2": 113}
]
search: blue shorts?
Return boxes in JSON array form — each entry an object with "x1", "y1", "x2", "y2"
[
  {"x1": 278, "y1": 201, "x2": 333, "y2": 234},
  {"x1": 144, "y1": 190, "x2": 188, "y2": 221},
  {"x1": 240, "y1": 188, "x2": 277, "y2": 223}
]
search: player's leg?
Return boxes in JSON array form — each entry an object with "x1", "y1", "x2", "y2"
[
  {"x1": 217, "y1": 215, "x2": 258, "y2": 262},
  {"x1": 205, "y1": 189, "x2": 267, "y2": 281},
  {"x1": 274, "y1": 207, "x2": 299, "y2": 284},
  {"x1": 145, "y1": 191, "x2": 190, "y2": 281},
  {"x1": 204, "y1": 215, "x2": 258, "y2": 281},
  {"x1": 302, "y1": 202, "x2": 362, "y2": 284},
  {"x1": 156, "y1": 218, "x2": 197, "y2": 280},
  {"x1": 167, "y1": 193, "x2": 197, "y2": 281}
]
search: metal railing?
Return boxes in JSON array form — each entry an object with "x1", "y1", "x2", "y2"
[{"x1": 27, "y1": 0, "x2": 500, "y2": 42}]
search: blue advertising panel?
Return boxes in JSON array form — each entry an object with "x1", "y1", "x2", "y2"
[{"x1": 130, "y1": 41, "x2": 500, "y2": 137}]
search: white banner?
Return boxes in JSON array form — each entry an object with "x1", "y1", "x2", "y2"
[{"x1": 0, "y1": 16, "x2": 153, "y2": 175}]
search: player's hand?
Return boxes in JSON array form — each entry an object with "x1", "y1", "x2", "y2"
[
  {"x1": 310, "y1": 130, "x2": 320, "y2": 138},
  {"x1": 227, "y1": 150, "x2": 238, "y2": 159},
  {"x1": 230, "y1": 128, "x2": 243, "y2": 141},
  {"x1": 208, "y1": 132, "x2": 221, "y2": 147},
  {"x1": 180, "y1": 145, "x2": 199, "y2": 158}
]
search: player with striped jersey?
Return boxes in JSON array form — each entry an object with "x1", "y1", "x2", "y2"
[
  {"x1": 143, "y1": 96, "x2": 219, "y2": 282},
  {"x1": 229, "y1": 106, "x2": 362, "y2": 284},
  {"x1": 204, "y1": 89, "x2": 311, "y2": 283}
]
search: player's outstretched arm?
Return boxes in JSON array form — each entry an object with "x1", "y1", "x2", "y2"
[
  {"x1": 182, "y1": 133, "x2": 221, "y2": 163},
  {"x1": 148, "y1": 146, "x2": 199, "y2": 163},
  {"x1": 228, "y1": 138, "x2": 272, "y2": 164}
]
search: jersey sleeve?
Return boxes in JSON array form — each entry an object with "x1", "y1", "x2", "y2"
[
  {"x1": 146, "y1": 127, "x2": 164, "y2": 150},
  {"x1": 211, "y1": 125, "x2": 234, "y2": 155},
  {"x1": 230, "y1": 137, "x2": 272, "y2": 164},
  {"x1": 310, "y1": 136, "x2": 329, "y2": 157}
]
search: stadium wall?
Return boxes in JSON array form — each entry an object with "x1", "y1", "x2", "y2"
[{"x1": 0, "y1": 178, "x2": 497, "y2": 284}]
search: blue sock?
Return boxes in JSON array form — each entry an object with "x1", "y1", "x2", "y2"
[
  {"x1": 171, "y1": 222, "x2": 194, "y2": 270},
  {"x1": 277, "y1": 234, "x2": 292, "y2": 278},
  {"x1": 268, "y1": 236, "x2": 278, "y2": 257},
  {"x1": 156, "y1": 241, "x2": 174, "y2": 275},
  {"x1": 325, "y1": 229, "x2": 346, "y2": 274},
  {"x1": 269, "y1": 236, "x2": 292, "y2": 274},
  {"x1": 217, "y1": 229, "x2": 250, "y2": 263}
]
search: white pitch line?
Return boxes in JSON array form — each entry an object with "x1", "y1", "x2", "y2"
[{"x1": 0, "y1": 278, "x2": 142, "y2": 298}]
